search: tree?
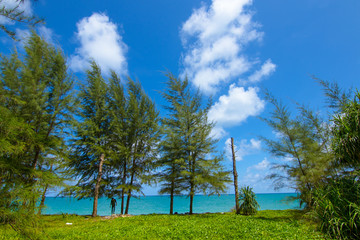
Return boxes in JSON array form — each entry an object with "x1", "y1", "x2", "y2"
[
  {"x1": 123, "y1": 78, "x2": 160, "y2": 214},
  {"x1": 0, "y1": 0, "x2": 42, "y2": 39},
  {"x1": 106, "y1": 71, "x2": 128, "y2": 214},
  {"x1": 0, "y1": 31, "x2": 74, "y2": 237},
  {"x1": 69, "y1": 61, "x2": 111, "y2": 217},
  {"x1": 157, "y1": 125, "x2": 187, "y2": 214},
  {"x1": 331, "y1": 90, "x2": 360, "y2": 173},
  {"x1": 159, "y1": 73, "x2": 230, "y2": 214},
  {"x1": 261, "y1": 92, "x2": 333, "y2": 207},
  {"x1": 311, "y1": 84, "x2": 360, "y2": 239}
]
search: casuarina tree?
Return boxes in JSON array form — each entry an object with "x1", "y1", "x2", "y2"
[{"x1": 159, "y1": 72, "x2": 230, "y2": 214}]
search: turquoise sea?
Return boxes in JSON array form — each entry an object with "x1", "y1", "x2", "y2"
[{"x1": 43, "y1": 193, "x2": 301, "y2": 216}]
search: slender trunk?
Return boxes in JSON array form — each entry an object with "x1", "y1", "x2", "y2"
[
  {"x1": 189, "y1": 187, "x2": 194, "y2": 215},
  {"x1": 125, "y1": 189, "x2": 131, "y2": 215},
  {"x1": 32, "y1": 148, "x2": 40, "y2": 170},
  {"x1": 188, "y1": 149, "x2": 195, "y2": 215},
  {"x1": 170, "y1": 180, "x2": 174, "y2": 215},
  {"x1": 38, "y1": 164, "x2": 53, "y2": 215},
  {"x1": 125, "y1": 169, "x2": 135, "y2": 214},
  {"x1": 231, "y1": 138, "x2": 240, "y2": 214},
  {"x1": 125, "y1": 141, "x2": 137, "y2": 214},
  {"x1": 92, "y1": 153, "x2": 105, "y2": 217},
  {"x1": 121, "y1": 161, "x2": 127, "y2": 214},
  {"x1": 37, "y1": 184, "x2": 48, "y2": 215},
  {"x1": 121, "y1": 190, "x2": 125, "y2": 214}
]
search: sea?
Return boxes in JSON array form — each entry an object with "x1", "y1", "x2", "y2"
[{"x1": 42, "y1": 193, "x2": 301, "y2": 216}]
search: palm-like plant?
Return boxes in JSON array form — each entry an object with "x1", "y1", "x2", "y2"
[{"x1": 238, "y1": 186, "x2": 260, "y2": 215}]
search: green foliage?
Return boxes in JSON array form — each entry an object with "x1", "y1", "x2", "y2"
[
  {"x1": 0, "y1": 210, "x2": 326, "y2": 239},
  {"x1": 260, "y1": 91, "x2": 333, "y2": 207},
  {"x1": 311, "y1": 83, "x2": 360, "y2": 239},
  {"x1": 0, "y1": 0, "x2": 43, "y2": 40},
  {"x1": 331, "y1": 90, "x2": 360, "y2": 173},
  {"x1": 158, "y1": 72, "x2": 230, "y2": 214},
  {"x1": 68, "y1": 63, "x2": 160, "y2": 215},
  {"x1": 0, "y1": 31, "x2": 74, "y2": 238},
  {"x1": 312, "y1": 177, "x2": 360, "y2": 240},
  {"x1": 238, "y1": 186, "x2": 260, "y2": 215}
]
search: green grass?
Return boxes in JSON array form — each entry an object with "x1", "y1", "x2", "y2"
[{"x1": 0, "y1": 210, "x2": 327, "y2": 239}]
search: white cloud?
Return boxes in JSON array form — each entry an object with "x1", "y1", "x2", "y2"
[
  {"x1": 247, "y1": 59, "x2": 276, "y2": 83},
  {"x1": 247, "y1": 158, "x2": 270, "y2": 171},
  {"x1": 181, "y1": 0, "x2": 264, "y2": 93},
  {"x1": 70, "y1": 13, "x2": 128, "y2": 75},
  {"x1": 208, "y1": 85, "x2": 265, "y2": 133},
  {"x1": 0, "y1": 0, "x2": 33, "y2": 25},
  {"x1": 225, "y1": 137, "x2": 261, "y2": 161}
]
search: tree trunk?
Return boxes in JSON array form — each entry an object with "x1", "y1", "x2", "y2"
[
  {"x1": 121, "y1": 161, "x2": 127, "y2": 214},
  {"x1": 170, "y1": 180, "x2": 174, "y2": 215},
  {"x1": 125, "y1": 164, "x2": 135, "y2": 214},
  {"x1": 231, "y1": 137, "x2": 240, "y2": 214},
  {"x1": 37, "y1": 184, "x2": 48, "y2": 215},
  {"x1": 92, "y1": 153, "x2": 105, "y2": 217},
  {"x1": 37, "y1": 164, "x2": 53, "y2": 215},
  {"x1": 189, "y1": 189, "x2": 194, "y2": 215}
]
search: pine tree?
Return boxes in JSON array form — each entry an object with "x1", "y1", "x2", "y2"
[
  {"x1": 107, "y1": 71, "x2": 129, "y2": 214},
  {"x1": 261, "y1": 92, "x2": 333, "y2": 207},
  {"x1": 0, "y1": 31, "x2": 74, "y2": 236},
  {"x1": 123, "y1": 78, "x2": 160, "y2": 214},
  {"x1": 159, "y1": 73, "x2": 230, "y2": 214},
  {"x1": 69, "y1": 61, "x2": 111, "y2": 217}
]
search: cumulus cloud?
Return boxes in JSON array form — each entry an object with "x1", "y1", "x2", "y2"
[
  {"x1": 225, "y1": 137, "x2": 261, "y2": 161},
  {"x1": 208, "y1": 84, "x2": 265, "y2": 135},
  {"x1": 0, "y1": 0, "x2": 33, "y2": 25},
  {"x1": 181, "y1": 0, "x2": 263, "y2": 93},
  {"x1": 247, "y1": 59, "x2": 276, "y2": 83},
  {"x1": 70, "y1": 13, "x2": 128, "y2": 75},
  {"x1": 247, "y1": 158, "x2": 270, "y2": 171}
]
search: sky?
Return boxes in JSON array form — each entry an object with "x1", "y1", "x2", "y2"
[{"x1": 1, "y1": 0, "x2": 359, "y2": 195}]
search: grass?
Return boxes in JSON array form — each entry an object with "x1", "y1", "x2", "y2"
[{"x1": 0, "y1": 210, "x2": 327, "y2": 239}]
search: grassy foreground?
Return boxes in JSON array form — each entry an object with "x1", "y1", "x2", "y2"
[{"x1": 0, "y1": 210, "x2": 326, "y2": 239}]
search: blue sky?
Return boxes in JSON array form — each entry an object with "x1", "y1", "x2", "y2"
[{"x1": 1, "y1": 0, "x2": 359, "y2": 195}]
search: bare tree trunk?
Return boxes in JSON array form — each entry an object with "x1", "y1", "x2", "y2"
[
  {"x1": 170, "y1": 180, "x2": 174, "y2": 215},
  {"x1": 231, "y1": 137, "x2": 240, "y2": 214},
  {"x1": 189, "y1": 188, "x2": 194, "y2": 215},
  {"x1": 92, "y1": 153, "x2": 105, "y2": 217},
  {"x1": 125, "y1": 170, "x2": 134, "y2": 214},
  {"x1": 121, "y1": 161, "x2": 127, "y2": 214}
]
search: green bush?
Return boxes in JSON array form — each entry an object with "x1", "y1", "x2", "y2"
[
  {"x1": 238, "y1": 186, "x2": 260, "y2": 215},
  {"x1": 313, "y1": 176, "x2": 360, "y2": 239}
]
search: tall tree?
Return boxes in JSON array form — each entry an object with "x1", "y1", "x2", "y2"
[
  {"x1": 157, "y1": 125, "x2": 187, "y2": 214},
  {"x1": 159, "y1": 73, "x2": 230, "y2": 214},
  {"x1": 0, "y1": 31, "x2": 74, "y2": 236},
  {"x1": 123, "y1": 78, "x2": 160, "y2": 214},
  {"x1": 261, "y1": 92, "x2": 333, "y2": 207},
  {"x1": 106, "y1": 71, "x2": 129, "y2": 214},
  {"x1": 69, "y1": 61, "x2": 111, "y2": 217}
]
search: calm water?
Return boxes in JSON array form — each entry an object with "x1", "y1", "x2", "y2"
[{"x1": 43, "y1": 193, "x2": 300, "y2": 216}]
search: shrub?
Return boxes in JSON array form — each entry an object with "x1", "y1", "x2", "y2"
[
  {"x1": 238, "y1": 186, "x2": 260, "y2": 215},
  {"x1": 312, "y1": 176, "x2": 360, "y2": 239}
]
